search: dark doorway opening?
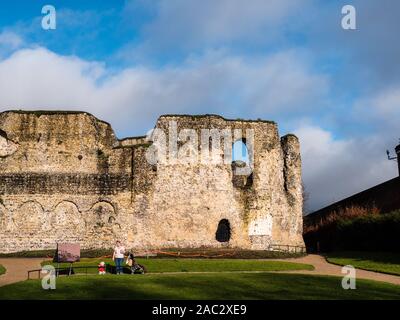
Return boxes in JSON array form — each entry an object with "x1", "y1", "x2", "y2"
[{"x1": 216, "y1": 219, "x2": 231, "y2": 242}]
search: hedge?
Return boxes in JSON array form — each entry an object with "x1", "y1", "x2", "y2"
[{"x1": 304, "y1": 210, "x2": 400, "y2": 252}]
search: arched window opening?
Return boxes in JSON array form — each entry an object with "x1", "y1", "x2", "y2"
[
  {"x1": 232, "y1": 139, "x2": 249, "y2": 165},
  {"x1": 216, "y1": 219, "x2": 231, "y2": 242},
  {"x1": 231, "y1": 139, "x2": 253, "y2": 188}
]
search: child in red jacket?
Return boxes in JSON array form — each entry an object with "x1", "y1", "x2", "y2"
[{"x1": 98, "y1": 261, "x2": 106, "y2": 275}]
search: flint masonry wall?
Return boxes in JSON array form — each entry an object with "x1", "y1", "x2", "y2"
[{"x1": 0, "y1": 111, "x2": 304, "y2": 253}]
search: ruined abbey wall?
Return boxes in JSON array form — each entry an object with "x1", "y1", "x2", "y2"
[{"x1": 0, "y1": 111, "x2": 304, "y2": 253}]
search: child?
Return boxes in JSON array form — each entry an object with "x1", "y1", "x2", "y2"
[
  {"x1": 126, "y1": 252, "x2": 135, "y2": 273},
  {"x1": 126, "y1": 252, "x2": 144, "y2": 274},
  {"x1": 98, "y1": 261, "x2": 106, "y2": 275}
]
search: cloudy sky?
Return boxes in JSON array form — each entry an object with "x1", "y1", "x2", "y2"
[{"x1": 0, "y1": 0, "x2": 399, "y2": 212}]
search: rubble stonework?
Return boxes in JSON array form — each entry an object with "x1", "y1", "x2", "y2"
[{"x1": 0, "y1": 110, "x2": 305, "y2": 253}]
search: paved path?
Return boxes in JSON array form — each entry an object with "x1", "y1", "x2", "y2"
[
  {"x1": 0, "y1": 258, "x2": 44, "y2": 287},
  {"x1": 275, "y1": 254, "x2": 400, "y2": 286}
]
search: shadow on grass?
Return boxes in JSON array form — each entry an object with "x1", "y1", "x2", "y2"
[{"x1": 1, "y1": 273, "x2": 400, "y2": 300}]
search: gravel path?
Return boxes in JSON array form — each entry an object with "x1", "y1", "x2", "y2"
[
  {"x1": 0, "y1": 258, "x2": 44, "y2": 287},
  {"x1": 275, "y1": 254, "x2": 400, "y2": 285}
]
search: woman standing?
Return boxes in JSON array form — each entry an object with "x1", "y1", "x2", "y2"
[{"x1": 112, "y1": 240, "x2": 125, "y2": 275}]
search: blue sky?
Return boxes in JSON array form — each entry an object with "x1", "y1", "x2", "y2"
[{"x1": 0, "y1": 0, "x2": 399, "y2": 211}]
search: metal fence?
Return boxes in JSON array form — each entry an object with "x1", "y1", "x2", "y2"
[
  {"x1": 28, "y1": 265, "x2": 99, "y2": 280},
  {"x1": 268, "y1": 244, "x2": 307, "y2": 253}
]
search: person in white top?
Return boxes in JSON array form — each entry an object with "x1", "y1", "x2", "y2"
[{"x1": 112, "y1": 240, "x2": 125, "y2": 275}]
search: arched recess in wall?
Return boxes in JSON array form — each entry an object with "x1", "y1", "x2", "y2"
[
  {"x1": 0, "y1": 203, "x2": 7, "y2": 231},
  {"x1": 215, "y1": 219, "x2": 231, "y2": 243},
  {"x1": 231, "y1": 139, "x2": 253, "y2": 187},
  {"x1": 13, "y1": 201, "x2": 44, "y2": 232},
  {"x1": 112, "y1": 222, "x2": 122, "y2": 235},
  {"x1": 51, "y1": 201, "x2": 83, "y2": 234},
  {"x1": 89, "y1": 201, "x2": 117, "y2": 229}
]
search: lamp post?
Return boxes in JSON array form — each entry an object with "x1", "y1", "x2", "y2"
[{"x1": 387, "y1": 140, "x2": 400, "y2": 176}]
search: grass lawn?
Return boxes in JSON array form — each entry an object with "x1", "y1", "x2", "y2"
[
  {"x1": 0, "y1": 273, "x2": 399, "y2": 300},
  {"x1": 41, "y1": 258, "x2": 314, "y2": 274},
  {"x1": 0, "y1": 264, "x2": 5, "y2": 275},
  {"x1": 327, "y1": 251, "x2": 400, "y2": 276}
]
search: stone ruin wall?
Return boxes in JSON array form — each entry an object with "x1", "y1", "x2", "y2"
[{"x1": 0, "y1": 111, "x2": 304, "y2": 253}]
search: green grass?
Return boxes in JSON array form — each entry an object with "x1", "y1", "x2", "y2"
[
  {"x1": 327, "y1": 251, "x2": 400, "y2": 276},
  {"x1": 41, "y1": 258, "x2": 314, "y2": 274},
  {"x1": 0, "y1": 264, "x2": 5, "y2": 276},
  {"x1": 0, "y1": 273, "x2": 399, "y2": 300}
]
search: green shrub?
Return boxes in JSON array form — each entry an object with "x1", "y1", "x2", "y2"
[
  {"x1": 0, "y1": 264, "x2": 6, "y2": 275},
  {"x1": 304, "y1": 209, "x2": 400, "y2": 252},
  {"x1": 335, "y1": 210, "x2": 400, "y2": 251}
]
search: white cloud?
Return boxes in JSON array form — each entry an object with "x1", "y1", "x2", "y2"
[
  {"x1": 0, "y1": 31, "x2": 24, "y2": 57},
  {"x1": 297, "y1": 82, "x2": 400, "y2": 211},
  {"x1": 0, "y1": 31, "x2": 23, "y2": 48},
  {"x1": 0, "y1": 47, "x2": 327, "y2": 137},
  {"x1": 0, "y1": 48, "x2": 104, "y2": 108},
  {"x1": 127, "y1": 0, "x2": 310, "y2": 51},
  {"x1": 356, "y1": 86, "x2": 400, "y2": 127},
  {"x1": 296, "y1": 125, "x2": 397, "y2": 212}
]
